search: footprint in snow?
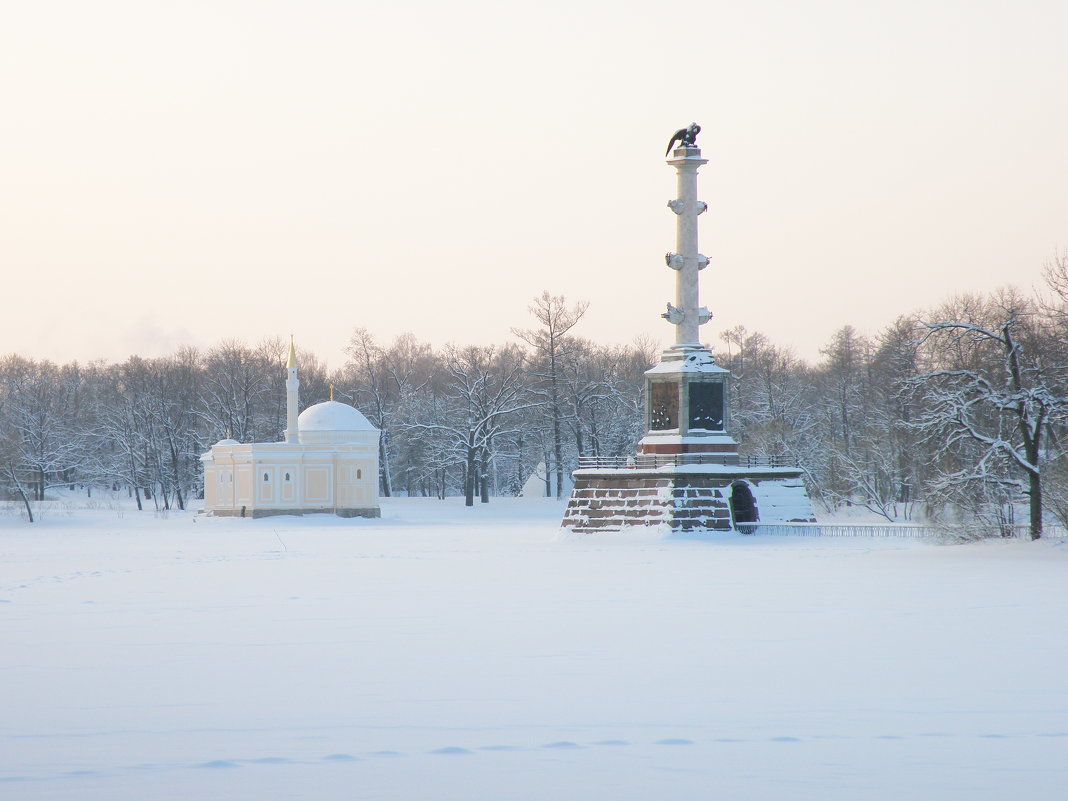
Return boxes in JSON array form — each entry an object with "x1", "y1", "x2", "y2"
[
  {"x1": 769, "y1": 736, "x2": 801, "y2": 742},
  {"x1": 197, "y1": 760, "x2": 240, "y2": 769},
  {"x1": 542, "y1": 741, "x2": 581, "y2": 749},
  {"x1": 655, "y1": 738, "x2": 694, "y2": 746},
  {"x1": 594, "y1": 740, "x2": 630, "y2": 746},
  {"x1": 431, "y1": 747, "x2": 472, "y2": 755},
  {"x1": 323, "y1": 754, "x2": 358, "y2": 762}
]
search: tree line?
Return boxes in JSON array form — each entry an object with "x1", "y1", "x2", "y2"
[{"x1": 3, "y1": 267, "x2": 1068, "y2": 538}]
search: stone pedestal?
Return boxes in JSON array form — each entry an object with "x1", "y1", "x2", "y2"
[
  {"x1": 638, "y1": 346, "x2": 738, "y2": 459},
  {"x1": 562, "y1": 462, "x2": 812, "y2": 533}
]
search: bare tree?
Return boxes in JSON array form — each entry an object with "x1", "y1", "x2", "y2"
[
  {"x1": 406, "y1": 344, "x2": 539, "y2": 506},
  {"x1": 0, "y1": 356, "x2": 88, "y2": 502},
  {"x1": 201, "y1": 340, "x2": 274, "y2": 443},
  {"x1": 145, "y1": 349, "x2": 202, "y2": 510},
  {"x1": 92, "y1": 362, "x2": 151, "y2": 510},
  {"x1": 342, "y1": 330, "x2": 431, "y2": 497},
  {"x1": 912, "y1": 298, "x2": 1064, "y2": 539},
  {"x1": 0, "y1": 395, "x2": 35, "y2": 520},
  {"x1": 512, "y1": 292, "x2": 589, "y2": 499},
  {"x1": 840, "y1": 318, "x2": 925, "y2": 520},
  {"x1": 720, "y1": 327, "x2": 824, "y2": 503}
]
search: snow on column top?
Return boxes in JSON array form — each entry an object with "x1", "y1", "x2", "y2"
[{"x1": 645, "y1": 348, "x2": 729, "y2": 375}]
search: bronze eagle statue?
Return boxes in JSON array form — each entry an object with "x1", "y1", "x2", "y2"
[{"x1": 665, "y1": 123, "x2": 701, "y2": 156}]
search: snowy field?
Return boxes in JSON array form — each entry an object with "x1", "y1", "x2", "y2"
[{"x1": 2, "y1": 497, "x2": 1066, "y2": 801}]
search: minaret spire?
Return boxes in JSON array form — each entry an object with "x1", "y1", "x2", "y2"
[
  {"x1": 286, "y1": 335, "x2": 297, "y2": 370},
  {"x1": 284, "y1": 335, "x2": 300, "y2": 443}
]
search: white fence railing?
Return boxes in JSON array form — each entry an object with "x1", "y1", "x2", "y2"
[
  {"x1": 734, "y1": 522, "x2": 1068, "y2": 539},
  {"x1": 576, "y1": 454, "x2": 800, "y2": 470}
]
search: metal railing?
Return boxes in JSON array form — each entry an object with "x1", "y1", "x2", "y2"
[
  {"x1": 576, "y1": 454, "x2": 800, "y2": 470},
  {"x1": 734, "y1": 522, "x2": 1068, "y2": 539},
  {"x1": 735, "y1": 522, "x2": 936, "y2": 538}
]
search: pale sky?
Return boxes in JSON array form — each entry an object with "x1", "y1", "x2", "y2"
[{"x1": 2, "y1": 0, "x2": 1065, "y2": 367}]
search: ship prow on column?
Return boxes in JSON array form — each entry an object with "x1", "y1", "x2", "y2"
[{"x1": 561, "y1": 127, "x2": 815, "y2": 534}]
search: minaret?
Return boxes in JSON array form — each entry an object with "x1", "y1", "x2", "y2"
[{"x1": 284, "y1": 336, "x2": 300, "y2": 444}]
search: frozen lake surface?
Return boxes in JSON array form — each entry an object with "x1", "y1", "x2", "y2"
[{"x1": 2, "y1": 497, "x2": 1066, "y2": 800}]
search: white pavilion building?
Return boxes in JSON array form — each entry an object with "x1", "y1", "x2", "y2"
[{"x1": 201, "y1": 340, "x2": 380, "y2": 518}]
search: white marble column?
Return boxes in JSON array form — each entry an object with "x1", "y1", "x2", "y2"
[{"x1": 665, "y1": 146, "x2": 710, "y2": 349}]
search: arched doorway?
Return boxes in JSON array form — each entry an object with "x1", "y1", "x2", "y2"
[{"x1": 729, "y1": 481, "x2": 758, "y2": 525}]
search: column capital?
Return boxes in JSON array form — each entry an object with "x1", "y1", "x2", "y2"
[{"x1": 667, "y1": 146, "x2": 708, "y2": 167}]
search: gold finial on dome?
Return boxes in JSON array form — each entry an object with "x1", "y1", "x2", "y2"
[
  {"x1": 329, "y1": 383, "x2": 335, "y2": 401},
  {"x1": 286, "y1": 335, "x2": 297, "y2": 369}
]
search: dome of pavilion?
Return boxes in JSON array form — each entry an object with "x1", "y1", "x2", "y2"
[{"x1": 297, "y1": 401, "x2": 376, "y2": 442}]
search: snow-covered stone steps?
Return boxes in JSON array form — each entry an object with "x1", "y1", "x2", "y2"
[{"x1": 561, "y1": 468, "x2": 816, "y2": 533}]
